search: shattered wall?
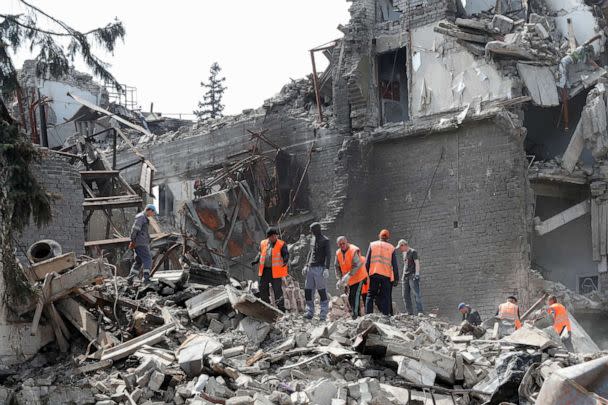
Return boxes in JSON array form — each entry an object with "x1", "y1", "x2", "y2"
[
  {"x1": 18, "y1": 60, "x2": 107, "y2": 148},
  {"x1": 409, "y1": 25, "x2": 516, "y2": 116},
  {"x1": 16, "y1": 153, "x2": 85, "y2": 263},
  {"x1": 358, "y1": 116, "x2": 531, "y2": 319}
]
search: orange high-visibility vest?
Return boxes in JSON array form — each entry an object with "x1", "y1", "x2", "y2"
[
  {"x1": 362, "y1": 280, "x2": 369, "y2": 294},
  {"x1": 368, "y1": 240, "x2": 395, "y2": 281},
  {"x1": 548, "y1": 303, "x2": 572, "y2": 335},
  {"x1": 258, "y1": 239, "x2": 288, "y2": 278},
  {"x1": 498, "y1": 302, "x2": 522, "y2": 329},
  {"x1": 336, "y1": 244, "x2": 368, "y2": 286}
]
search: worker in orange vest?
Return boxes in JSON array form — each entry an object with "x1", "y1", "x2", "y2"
[
  {"x1": 251, "y1": 227, "x2": 289, "y2": 312},
  {"x1": 365, "y1": 229, "x2": 399, "y2": 316},
  {"x1": 547, "y1": 295, "x2": 574, "y2": 352},
  {"x1": 496, "y1": 295, "x2": 522, "y2": 337},
  {"x1": 335, "y1": 236, "x2": 369, "y2": 319}
]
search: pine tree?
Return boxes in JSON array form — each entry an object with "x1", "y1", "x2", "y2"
[
  {"x1": 194, "y1": 62, "x2": 226, "y2": 122},
  {"x1": 0, "y1": 1, "x2": 125, "y2": 311}
]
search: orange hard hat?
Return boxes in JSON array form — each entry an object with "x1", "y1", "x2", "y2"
[{"x1": 379, "y1": 229, "x2": 390, "y2": 239}]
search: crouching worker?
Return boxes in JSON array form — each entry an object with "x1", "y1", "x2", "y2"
[
  {"x1": 547, "y1": 295, "x2": 574, "y2": 352},
  {"x1": 458, "y1": 303, "x2": 485, "y2": 338},
  {"x1": 127, "y1": 204, "x2": 157, "y2": 285},
  {"x1": 335, "y1": 236, "x2": 368, "y2": 319},
  {"x1": 252, "y1": 227, "x2": 288, "y2": 312}
]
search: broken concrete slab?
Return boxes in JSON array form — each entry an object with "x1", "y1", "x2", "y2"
[
  {"x1": 100, "y1": 323, "x2": 176, "y2": 362},
  {"x1": 392, "y1": 355, "x2": 436, "y2": 385},
  {"x1": 502, "y1": 325, "x2": 557, "y2": 350},
  {"x1": 237, "y1": 317, "x2": 270, "y2": 345},
  {"x1": 185, "y1": 286, "x2": 229, "y2": 320},
  {"x1": 517, "y1": 63, "x2": 559, "y2": 107},
  {"x1": 176, "y1": 334, "x2": 222, "y2": 377},
  {"x1": 418, "y1": 348, "x2": 455, "y2": 383},
  {"x1": 304, "y1": 379, "x2": 338, "y2": 405},
  {"x1": 227, "y1": 287, "x2": 283, "y2": 323}
]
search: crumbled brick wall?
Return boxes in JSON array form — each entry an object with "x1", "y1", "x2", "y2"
[
  {"x1": 16, "y1": 153, "x2": 84, "y2": 262},
  {"x1": 115, "y1": 115, "x2": 342, "y2": 224},
  {"x1": 334, "y1": 118, "x2": 531, "y2": 321}
]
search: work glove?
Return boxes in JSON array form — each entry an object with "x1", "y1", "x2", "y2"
[
  {"x1": 392, "y1": 280, "x2": 399, "y2": 287},
  {"x1": 302, "y1": 265, "x2": 309, "y2": 276},
  {"x1": 414, "y1": 274, "x2": 420, "y2": 281},
  {"x1": 323, "y1": 268, "x2": 329, "y2": 279},
  {"x1": 128, "y1": 241, "x2": 136, "y2": 250},
  {"x1": 250, "y1": 260, "x2": 257, "y2": 266}
]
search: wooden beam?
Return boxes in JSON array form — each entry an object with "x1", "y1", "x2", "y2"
[
  {"x1": 30, "y1": 252, "x2": 76, "y2": 281},
  {"x1": 535, "y1": 200, "x2": 591, "y2": 236},
  {"x1": 84, "y1": 233, "x2": 162, "y2": 249},
  {"x1": 99, "y1": 323, "x2": 175, "y2": 362},
  {"x1": 56, "y1": 298, "x2": 118, "y2": 347},
  {"x1": 562, "y1": 122, "x2": 584, "y2": 173},
  {"x1": 80, "y1": 170, "x2": 120, "y2": 179}
]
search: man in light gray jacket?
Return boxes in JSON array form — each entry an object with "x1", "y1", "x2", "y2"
[{"x1": 127, "y1": 204, "x2": 157, "y2": 285}]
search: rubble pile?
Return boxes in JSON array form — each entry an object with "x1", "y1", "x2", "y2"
[{"x1": 2, "y1": 249, "x2": 607, "y2": 404}]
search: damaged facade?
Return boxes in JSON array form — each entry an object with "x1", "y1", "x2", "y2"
[
  {"x1": 4, "y1": 0, "x2": 608, "y2": 402},
  {"x1": 105, "y1": 0, "x2": 608, "y2": 322}
]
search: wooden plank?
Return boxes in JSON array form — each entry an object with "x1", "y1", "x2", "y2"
[
  {"x1": 80, "y1": 170, "x2": 120, "y2": 178},
  {"x1": 47, "y1": 260, "x2": 109, "y2": 303},
  {"x1": 434, "y1": 25, "x2": 489, "y2": 43},
  {"x1": 562, "y1": 123, "x2": 585, "y2": 173},
  {"x1": 99, "y1": 323, "x2": 175, "y2": 362},
  {"x1": 84, "y1": 233, "x2": 162, "y2": 248},
  {"x1": 30, "y1": 252, "x2": 76, "y2": 281},
  {"x1": 455, "y1": 18, "x2": 488, "y2": 32},
  {"x1": 535, "y1": 200, "x2": 591, "y2": 236},
  {"x1": 601, "y1": 202, "x2": 607, "y2": 257},
  {"x1": 56, "y1": 298, "x2": 117, "y2": 347},
  {"x1": 592, "y1": 198, "x2": 600, "y2": 261},
  {"x1": 83, "y1": 199, "x2": 143, "y2": 210},
  {"x1": 516, "y1": 64, "x2": 559, "y2": 107}
]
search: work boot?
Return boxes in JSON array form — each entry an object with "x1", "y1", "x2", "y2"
[
  {"x1": 305, "y1": 301, "x2": 314, "y2": 320},
  {"x1": 143, "y1": 270, "x2": 151, "y2": 285},
  {"x1": 319, "y1": 300, "x2": 329, "y2": 322}
]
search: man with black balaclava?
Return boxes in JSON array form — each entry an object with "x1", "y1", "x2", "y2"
[{"x1": 302, "y1": 222, "x2": 331, "y2": 321}]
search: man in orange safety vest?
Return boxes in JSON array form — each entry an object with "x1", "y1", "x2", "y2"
[
  {"x1": 496, "y1": 295, "x2": 521, "y2": 337},
  {"x1": 365, "y1": 229, "x2": 399, "y2": 316},
  {"x1": 252, "y1": 227, "x2": 289, "y2": 312},
  {"x1": 335, "y1": 236, "x2": 369, "y2": 319},
  {"x1": 547, "y1": 295, "x2": 574, "y2": 352}
]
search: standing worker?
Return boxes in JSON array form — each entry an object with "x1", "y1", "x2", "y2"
[
  {"x1": 302, "y1": 223, "x2": 331, "y2": 321},
  {"x1": 365, "y1": 229, "x2": 399, "y2": 316},
  {"x1": 397, "y1": 239, "x2": 423, "y2": 315},
  {"x1": 127, "y1": 204, "x2": 157, "y2": 285},
  {"x1": 496, "y1": 295, "x2": 522, "y2": 337},
  {"x1": 547, "y1": 295, "x2": 574, "y2": 352},
  {"x1": 252, "y1": 227, "x2": 288, "y2": 312},
  {"x1": 335, "y1": 236, "x2": 368, "y2": 319}
]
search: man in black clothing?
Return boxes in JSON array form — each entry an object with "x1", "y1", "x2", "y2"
[
  {"x1": 397, "y1": 240, "x2": 423, "y2": 315},
  {"x1": 458, "y1": 303, "x2": 485, "y2": 338},
  {"x1": 252, "y1": 227, "x2": 289, "y2": 311},
  {"x1": 302, "y1": 222, "x2": 331, "y2": 321}
]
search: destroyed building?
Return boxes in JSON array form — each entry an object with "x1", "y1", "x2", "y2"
[
  {"x1": 91, "y1": 0, "x2": 608, "y2": 325},
  {"x1": 3, "y1": 0, "x2": 608, "y2": 403}
]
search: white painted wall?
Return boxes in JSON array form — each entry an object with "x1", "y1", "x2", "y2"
[
  {"x1": 544, "y1": 0, "x2": 604, "y2": 54},
  {"x1": 39, "y1": 80, "x2": 101, "y2": 148},
  {"x1": 409, "y1": 24, "x2": 515, "y2": 117}
]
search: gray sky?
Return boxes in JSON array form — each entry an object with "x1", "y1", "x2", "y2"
[{"x1": 5, "y1": 0, "x2": 350, "y2": 117}]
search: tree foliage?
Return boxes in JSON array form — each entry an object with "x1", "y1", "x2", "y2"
[
  {"x1": 194, "y1": 62, "x2": 227, "y2": 122},
  {"x1": 0, "y1": 0, "x2": 126, "y2": 93},
  {"x1": 0, "y1": 2, "x2": 125, "y2": 310}
]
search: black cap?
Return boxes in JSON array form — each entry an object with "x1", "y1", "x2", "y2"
[
  {"x1": 507, "y1": 295, "x2": 518, "y2": 302},
  {"x1": 266, "y1": 227, "x2": 278, "y2": 237}
]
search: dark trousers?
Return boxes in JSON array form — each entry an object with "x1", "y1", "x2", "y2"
[
  {"x1": 347, "y1": 280, "x2": 364, "y2": 318},
  {"x1": 365, "y1": 274, "x2": 391, "y2": 315},
  {"x1": 402, "y1": 275, "x2": 423, "y2": 314},
  {"x1": 259, "y1": 267, "x2": 285, "y2": 311}
]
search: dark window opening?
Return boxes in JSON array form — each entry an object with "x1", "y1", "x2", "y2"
[
  {"x1": 265, "y1": 150, "x2": 311, "y2": 223},
  {"x1": 378, "y1": 48, "x2": 409, "y2": 124}
]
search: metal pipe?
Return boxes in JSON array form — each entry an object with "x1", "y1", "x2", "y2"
[
  {"x1": 310, "y1": 50, "x2": 323, "y2": 123},
  {"x1": 112, "y1": 128, "x2": 117, "y2": 170}
]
